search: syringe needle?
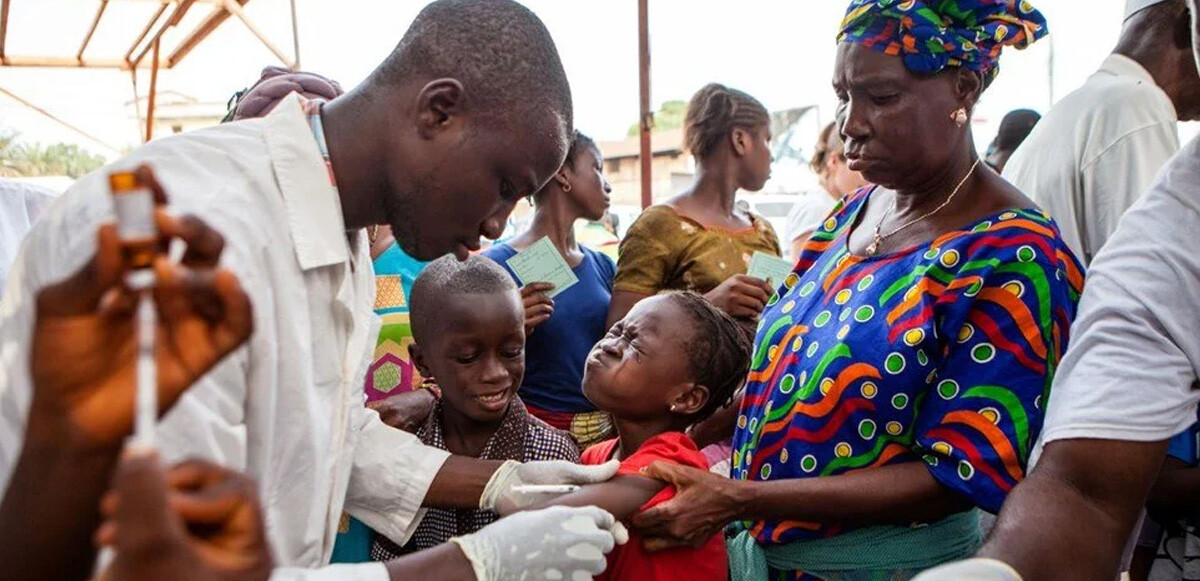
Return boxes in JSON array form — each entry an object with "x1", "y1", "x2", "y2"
[{"x1": 134, "y1": 292, "x2": 157, "y2": 448}]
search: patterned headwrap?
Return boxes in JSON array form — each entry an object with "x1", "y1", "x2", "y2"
[{"x1": 838, "y1": 0, "x2": 1048, "y2": 83}]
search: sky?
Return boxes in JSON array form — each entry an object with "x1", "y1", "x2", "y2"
[{"x1": 0, "y1": 0, "x2": 1163, "y2": 161}]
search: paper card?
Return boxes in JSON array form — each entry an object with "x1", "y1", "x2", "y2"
[
  {"x1": 506, "y1": 236, "x2": 579, "y2": 299},
  {"x1": 746, "y1": 251, "x2": 795, "y2": 289}
]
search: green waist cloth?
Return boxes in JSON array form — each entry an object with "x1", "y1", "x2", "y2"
[{"x1": 727, "y1": 509, "x2": 983, "y2": 581}]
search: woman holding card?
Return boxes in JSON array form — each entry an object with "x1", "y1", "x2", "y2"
[
  {"x1": 606, "y1": 83, "x2": 782, "y2": 330},
  {"x1": 482, "y1": 131, "x2": 618, "y2": 448}
]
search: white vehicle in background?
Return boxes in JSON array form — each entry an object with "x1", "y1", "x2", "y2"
[{"x1": 737, "y1": 193, "x2": 803, "y2": 245}]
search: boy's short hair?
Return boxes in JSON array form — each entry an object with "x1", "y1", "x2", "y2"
[
  {"x1": 666, "y1": 291, "x2": 752, "y2": 422},
  {"x1": 371, "y1": 0, "x2": 573, "y2": 133},
  {"x1": 409, "y1": 255, "x2": 518, "y2": 342}
]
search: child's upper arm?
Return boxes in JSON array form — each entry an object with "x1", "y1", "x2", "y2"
[{"x1": 531, "y1": 475, "x2": 666, "y2": 521}]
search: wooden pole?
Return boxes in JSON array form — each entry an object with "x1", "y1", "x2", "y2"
[
  {"x1": 0, "y1": 0, "x2": 10, "y2": 63},
  {"x1": 130, "y1": 69, "x2": 144, "y2": 141},
  {"x1": 637, "y1": 0, "x2": 652, "y2": 210},
  {"x1": 124, "y1": 3, "x2": 169, "y2": 65},
  {"x1": 289, "y1": 0, "x2": 300, "y2": 69},
  {"x1": 77, "y1": 0, "x2": 110, "y2": 62},
  {"x1": 223, "y1": 0, "x2": 292, "y2": 68},
  {"x1": 145, "y1": 39, "x2": 159, "y2": 142}
]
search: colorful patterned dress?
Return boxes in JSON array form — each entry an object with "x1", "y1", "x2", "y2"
[{"x1": 729, "y1": 188, "x2": 1084, "y2": 579}]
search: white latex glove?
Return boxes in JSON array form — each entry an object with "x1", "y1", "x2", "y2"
[
  {"x1": 450, "y1": 505, "x2": 629, "y2": 581},
  {"x1": 481, "y1": 459, "x2": 620, "y2": 515},
  {"x1": 912, "y1": 558, "x2": 1023, "y2": 581}
]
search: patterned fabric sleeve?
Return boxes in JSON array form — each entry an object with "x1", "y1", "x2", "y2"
[
  {"x1": 525, "y1": 420, "x2": 582, "y2": 463},
  {"x1": 613, "y1": 208, "x2": 677, "y2": 295},
  {"x1": 913, "y1": 237, "x2": 1082, "y2": 513}
]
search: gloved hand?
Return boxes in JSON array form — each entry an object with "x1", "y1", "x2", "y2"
[
  {"x1": 481, "y1": 459, "x2": 620, "y2": 515},
  {"x1": 912, "y1": 558, "x2": 1023, "y2": 581},
  {"x1": 450, "y1": 505, "x2": 628, "y2": 581}
]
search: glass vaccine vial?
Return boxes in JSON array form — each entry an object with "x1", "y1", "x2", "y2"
[{"x1": 109, "y1": 171, "x2": 158, "y2": 289}]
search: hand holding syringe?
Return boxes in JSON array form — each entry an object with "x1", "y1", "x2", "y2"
[{"x1": 28, "y1": 164, "x2": 254, "y2": 451}]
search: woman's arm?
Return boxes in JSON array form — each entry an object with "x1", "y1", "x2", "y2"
[{"x1": 632, "y1": 460, "x2": 971, "y2": 551}]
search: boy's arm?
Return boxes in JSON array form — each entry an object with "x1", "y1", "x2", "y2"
[{"x1": 531, "y1": 475, "x2": 666, "y2": 522}]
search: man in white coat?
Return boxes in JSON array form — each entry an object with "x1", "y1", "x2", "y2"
[
  {"x1": 0, "y1": 1, "x2": 621, "y2": 580},
  {"x1": 1003, "y1": 0, "x2": 1200, "y2": 266}
]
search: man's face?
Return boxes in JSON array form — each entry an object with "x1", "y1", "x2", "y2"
[{"x1": 384, "y1": 111, "x2": 567, "y2": 261}]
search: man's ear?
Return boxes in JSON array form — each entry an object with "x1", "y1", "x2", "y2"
[
  {"x1": 409, "y1": 343, "x2": 432, "y2": 379},
  {"x1": 414, "y1": 78, "x2": 466, "y2": 141},
  {"x1": 730, "y1": 127, "x2": 751, "y2": 157},
  {"x1": 670, "y1": 383, "x2": 710, "y2": 417}
]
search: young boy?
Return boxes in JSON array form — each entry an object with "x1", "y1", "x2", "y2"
[
  {"x1": 543, "y1": 291, "x2": 750, "y2": 580},
  {"x1": 371, "y1": 255, "x2": 579, "y2": 560}
]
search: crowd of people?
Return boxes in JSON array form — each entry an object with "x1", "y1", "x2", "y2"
[{"x1": 3, "y1": 0, "x2": 1200, "y2": 580}]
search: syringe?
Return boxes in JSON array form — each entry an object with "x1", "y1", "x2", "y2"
[
  {"x1": 134, "y1": 289, "x2": 157, "y2": 447},
  {"x1": 110, "y1": 171, "x2": 159, "y2": 448}
]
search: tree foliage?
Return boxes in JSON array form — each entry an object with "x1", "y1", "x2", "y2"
[
  {"x1": 627, "y1": 100, "x2": 688, "y2": 137},
  {"x1": 0, "y1": 131, "x2": 106, "y2": 178}
]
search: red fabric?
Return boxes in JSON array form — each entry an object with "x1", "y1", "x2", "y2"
[{"x1": 581, "y1": 432, "x2": 729, "y2": 581}]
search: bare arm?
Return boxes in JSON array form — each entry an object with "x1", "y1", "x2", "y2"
[
  {"x1": 531, "y1": 475, "x2": 665, "y2": 522},
  {"x1": 385, "y1": 544, "x2": 477, "y2": 581},
  {"x1": 0, "y1": 415, "x2": 121, "y2": 581},
  {"x1": 632, "y1": 460, "x2": 971, "y2": 550},
  {"x1": 978, "y1": 439, "x2": 1166, "y2": 581},
  {"x1": 1148, "y1": 456, "x2": 1200, "y2": 516},
  {"x1": 423, "y1": 457, "x2": 505, "y2": 509}
]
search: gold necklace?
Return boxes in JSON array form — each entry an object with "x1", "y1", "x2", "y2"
[{"x1": 865, "y1": 158, "x2": 981, "y2": 256}]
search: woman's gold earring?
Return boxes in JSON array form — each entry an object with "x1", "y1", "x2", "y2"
[
  {"x1": 951, "y1": 108, "x2": 968, "y2": 127},
  {"x1": 562, "y1": 183, "x2": 572, "y2": 193}
]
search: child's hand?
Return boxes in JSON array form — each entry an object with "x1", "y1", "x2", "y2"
[
  {"x1": 368, "y1": 388, "x2": 438, "y2": 432},
  {"x1": 94, "y1": 450, "x2": 273, "y2": 581},
  {"x1": 519, "y1": 282, "x2": 556, "y2": 333},
  {"x1": 29, "y1": 176, "x2": 252, "y2": 449},
  {"x1": 703, "y1": 275, "x2": 774, "y2": 319}
]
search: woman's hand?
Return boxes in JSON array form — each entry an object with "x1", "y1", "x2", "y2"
[
  {"x1": 519, "y1": 282, "x2": 556, "y2": 334},
  {"x1": 631, "y1": 461, "x2": 750, "y2": 552},
  {"x1": 368, "y1": 388, "x2": 437, "y2": 432},
  {"x1": 704, "y1": 275, "x2": 774, "y2": 319}
]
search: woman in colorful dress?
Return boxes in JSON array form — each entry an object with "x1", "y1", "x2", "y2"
[
  {"x1": 630, "y1": 2, "x2": 1084, "y2": 579},
  {"x1": 607, "y1": 83, "x2": 781, "y2": 329},
  {"x1": 482, "y1": 131, "x2": 618, "y2": 448}
]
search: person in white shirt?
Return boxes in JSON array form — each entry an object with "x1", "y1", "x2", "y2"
[
  {"x1": 782, "y1": 122, "x2": 868, "y2": 258},
  {"x1": 0, "y1": 179, "x2": 56, "y2": 298},
  {"x1": 0, "y1": 1, "x2": 622, "y2": 580},
  {"x1": 915, "y1": 2, "x2": 1200, "y2": 578},
  {"x1": 1002, "y1": 0, "x2": 1200, "y2": 266}
]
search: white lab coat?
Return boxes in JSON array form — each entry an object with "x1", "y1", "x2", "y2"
[
  {"x1": 0, "y1": 180, "x2": 56, "y2": 300},
  {"x1": 1004, "y1": 54, "x2": 1180, "y2": 266},
  {"x1": 0, "y1": 94, "x2": 450, "y2": 581}
]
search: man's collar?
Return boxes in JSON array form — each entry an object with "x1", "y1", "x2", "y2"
[{"x1": 262, "y1": 92, "x2": 351, "y2": 271}]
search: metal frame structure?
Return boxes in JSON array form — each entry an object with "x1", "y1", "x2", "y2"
[
  {"x1": 0, "y1": 0, "x2": 299, "y2": 145},
  {"x1": 637, "y1": 0, "x2": 652, "y2": 209}
]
